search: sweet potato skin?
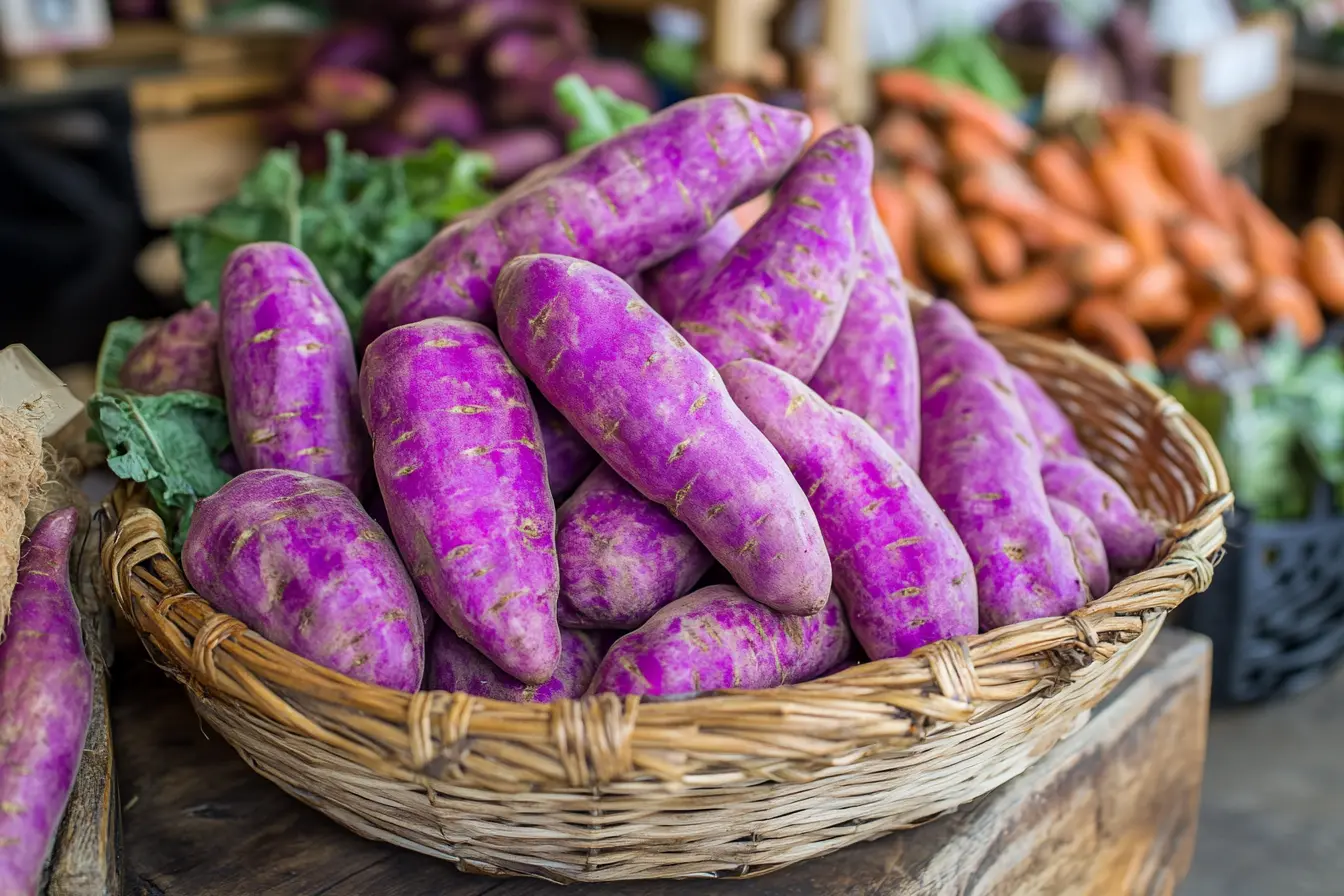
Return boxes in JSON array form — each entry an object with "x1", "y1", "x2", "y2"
[
  {"x1": 809, "y1": 210, "x2": 921, "y2": 467},
  {"x1": 428, "y1": 626, "x2": 605, "y2": 702},
  {"x1": 182, "y1": 470, "x2": 424, "y2": 691},
  {"x1": 1008, "y1": 366, "x2": 1086, "y2": 459},
  {"x1": 219, "y1": 242, "x2": 368, "y2": 493},
  {"x1": 674, "y1": 126, "x2": 871, "y2": 380},
  {"x1": 557, "y1": 463, "x2": 713, "y2": 629},
  {"x1": 532, "y1": 390, "x2": 599, "y2": 496},
  {"x1": 495, "y1": 254, "x2": 831, "y2": 616},
  {"x1": 642, "y1": 215, "x2": 741, "y2": 320},
  {"x1": 360, "y1": 318, "x2": 561, "y2": 683},
  {"x1": 722, "y1": 359, "x2": 975, "y2": 658},
  {"x1": 121, "y1": 304, "x2": 223, "y2": 396},
  {"x1": 1041, "y1": 456, "x2": 1162, "y2": 571},
  {"x1": 361, "y1": 94, "x2": 813, "y2": 348},
  {"x1": 0, "y1": 508, "x2": 93, "y2": 896},
  {"x1": 586, "y1": 585, "x2": 851, "y2": 697},
  {"x1": 916, "y1": 301, "x2": 1088, "y2": 628},
  {"x1": 1048, "y1": 496, "x2": 1110, "y2": 597}
]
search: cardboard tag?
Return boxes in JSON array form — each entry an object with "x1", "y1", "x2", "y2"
[
  {"x1": 0, "y1": 345, "x2": 83, "y2": 439},
  {"x1": 1201, "y1": 24, "x2": 1280, "y2": 108}
]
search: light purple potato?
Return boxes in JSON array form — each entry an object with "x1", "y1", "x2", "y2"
[
  {"x1": 392, "y1": 85, "x2": 483, "y2": 142},
  {"x1": 0, "y1": 508, "x2": 94, "y2": 896},
  {"x1": 467, "y1": 129, "x2": 564, "y2": 186},
  {"x1": 674, "y1": 126, "x2": 872, "y2": 380},
  {"x1": 495, "y1": 254, "x2": 831, "y2": 616},
  {"x1": 1041, "y1": 456, "x2": 1163, "y2": 571},
  {"x1": 360, "y1": 318, "x2": 561, "y2": 684},
  {"x1": 532, "y1": 389, "x2": 599, "y2": 496},
  {"x1": 641, "y1": 215, "x2": 741, "y2": 320},
  {"x1": 120, "y1": 304, "x2": 223, "y2": 396},
  {"x1": 219, "y1": 242, "x2": 369, "y2": 493},
  {"x1": 359, "y1": 93, "x2": 813, "y2": 349},
  {"x1": 427, "y1": 626, "x2": 605, "y2": 702},
  {"x1": 587, "y1": 585, "x2": 852, "y2": 698},
  {"x1": 182, "y1": 469, "x2": 424, "y2": 691},
  {"x1": 720, "y1": 359, "x2": 975, "y2": 659},
  {"x1": 304, "y1": 66, "x2": 396, "y2": 123},
  {"x1": 485, "y1": 31, "x2": 571, "y2": 82},
  {"x1": 1008, "y1": 366, "x2": 1086, "y2": 459},
  {"x1": 916, "y1": 300, "x2": 1088, "y2": 629},
  {"x1": 1048, "y1": 496, "x2": 1110, "y2": 598},
  {"x1": 557, "y1": 463, "x2": 714, "y2": 629},
  {"x1": 809, "y1": 209, "x2": 921, "y2": 468}
]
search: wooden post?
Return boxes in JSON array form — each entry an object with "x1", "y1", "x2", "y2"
[
  {"x1": 705, "y1": 0, "x2": 779, "y2": 81},
  {"x1": 820, "y1": 0, "x2": 869, "y2": 122}
]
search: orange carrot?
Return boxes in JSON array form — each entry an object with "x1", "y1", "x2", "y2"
[
  {"x1": 1065, "y1": 238, "x2": 1137, "y2": 292},
  {"x1": 955, "y1": 160, "x2": 1109, "y2": 250},
  {"x1": 1122, "y1": 106, "x2": 1235, "y2": 231},
  {"x1": 874, "y1": 110, "x2": 945, "y2": 172},
  {"x1": 876, "y1": 69, "x2": 1033, "y2": 153},
  {"x1": 960, "y1": 263, "x2": 1073, "y2": 330},
  {"x1": 1238, "y1": 275, "x2": 1325, "y2": 344},
  {"x1": 1106, "y1": 124, "x2": 1187, "y2": 220},
  {"x1": 904, "y1": 168, "x2": 981, "y2": 288},
  {"x1": 1301, "y1": 217, "x2": 1344, "y2": 314},
  {"x1": 871, "y1": 171, "x2": 925, "y2": 288},
  {"x1": 1227, "y1": 178, "x2": 1299, "y2": 278},
  {"x1": 1069, "y1": 296, "x2": 1158, "y2": 367},
  {"x1": 1159, "y1": 305, "x2": 1223, "y2": 371},
  {"x1": 731, "y1": 192, "x2": 771, "y2": 230},
  {"x1": 1121, "y1": 260, "x2": 1191, "y2": 329},
  {"x1": 1029, "y1": 138, "x2": 1106, "y2": 221},
  {"x1": 1091, "y1": 145, "x2": 1165, "y2": 266},
  {"x1": 945, "y1": 119, "x2": 1013, "y2": 169},
  {"x1": 1166, "y1": 216, "x2": 1255, "y2": 302},
  {"x1": 965, "y1": 213, "x2": 1026, "y2": 281}
]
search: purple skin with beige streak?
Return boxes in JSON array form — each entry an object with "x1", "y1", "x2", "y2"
[
  {"x1": 674, "y1": 126, "x2": 871, "y2": 380},
  {"x1": 1048, "y1": 496, "x2": 1110, "y2": 598},
  {"x1": 360, "y1": 318, "x2": 561, "y2": 684},
  {"x1": 720, "y1": 359, "x2": 976, "y2": 659},
  {"x1": 809, "y1": 208, "x2": 922, "y2": 468},
  {"x1": 182, "y1": 469, "x2": 425, "y2": 691},
  {"x1": 428, "y1": 626, "x2": 605, "y2": 702},
  {"x1": 1008, "y1": 366, "x2": 1086, "y2": 459},
  {"x1": 586, "y1": 585, "x2": 852, "y2": 697},
  {"x1": 360, "y1": 93, "x2": 813, "y2": 349},
  {"x1": 641, "y1": 215, "x2": 741, "y2": 320},
  {"x1": 494, "y1": 254, "x2": 832, "y2": 616},
  {"x1": 0, "y1": 508, "x2": 94, "y2": 896},
  {"x1": 219, "y1": 242, "x2": 369, "y2": 493},
  {"x1": 916, "y1": 300, "x2": 1088, "y2": 629},
  {"x1": 556, "y1": 463, "x2": 713, "y2": 629},
  {"x1": 120, "y1": 303, "x2": 223, "y2": 396}
]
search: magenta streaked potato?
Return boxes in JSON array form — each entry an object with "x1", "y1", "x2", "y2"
[
  {"x1": 1048, "y1": 496, "x2": 1110, "y2": 598},
  {"x1": 641, "y1": 216, "x2": 740, "y2": 321},
  {"x1": 428, "y1": 626, "x2": 606, "y2": 702},
  {"x1": 120, "y1": 304, "x2": 222, "y2": 396},
  {"x1": 1042, "y1": 455, "x2": 1162, "y2": 571}
]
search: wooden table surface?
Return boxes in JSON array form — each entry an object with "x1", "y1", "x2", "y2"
[{"x1": 114, "y1": 628, "x2": 1211, "y2": 896}]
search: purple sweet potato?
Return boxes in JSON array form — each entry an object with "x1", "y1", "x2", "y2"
[
  {"x1": 302, "y1": 24, "x2": 398, "y2": 75},
  {"x1": 120, "y1": 303, "x2": 223, "y2": 396},
  {"x1": 393, "y1": 86, "x2": 483, "y2": 143},
  {"x1": 721, "y1": 359, "x2": 975, "y2": 659},
  {"x1": 556, "y1": 463, "x2": 714, "y2": 629},
  {"x1": 532, "y1": 389, "x2": 599, "y2": 495},
  {"x1": 359, "y1": 93, "x2": 812, "y2": 349},
  {"x1": 183, "y1": 470, "x2": 424, "y2": 691},
  {"x1": 641, "y1": 215, "x2": 741, "y2": 320},
  {"x1": 1041, "y1": 455, "x2": 1163, "y2": 571},
  {"x1": 587, "y1": 585, "x2": 851, "y2": 697},
  {"x1": 1009, "y1": 366, "x2": 1086, "y2": 459},
  {"x1": 916, "y1": 300, "x2": 1087, "y2": 628},
  {"x1": 0, "y1": 508, "x2": 93, "y2": 896},
  {"x1": 428, "y1": 625, "x2": 604, "y2": 702},
  {"x1": 305, "y1": 66, "x2": 396, "y2": 123},
  {"x1": 219, "y1": 242, "x2": 369, "y2": 493},
  {"x1": 1048, "y1": 496, "x2": 1110, "y2": 598},
  {"x1": 809, "y1": 209, "x2": 921, "y2": 468},
  {"x1": 674, "y1": 126, "x2": 871, "y2": 379},
  {"x1": 496, "y1": 254, "x2": 831, "y2": 615},
  {"x1": 485, "y1": 31, "x2": 570, "y2": 82},
  {"x1": 360, "y1": 318, "x2": 561, "y2": 683},
  {"x1": 467, "y1": 129, "x2": 564, "y2": 186}
]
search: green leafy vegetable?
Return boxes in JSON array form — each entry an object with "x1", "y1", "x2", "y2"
[
  {"x1": 556, "y1": 74, "x2": 652, "y2": 152},
  {"x1": 87, "y1": 390, "x2": 233, "y2": 550},
  {"x1": 94, "y1": 317, "x2": 150, "y2": 394}
]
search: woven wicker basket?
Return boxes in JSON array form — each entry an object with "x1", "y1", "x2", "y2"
[{"x1": 101, "y1": 306, "x2": 1231, "y2": 883}]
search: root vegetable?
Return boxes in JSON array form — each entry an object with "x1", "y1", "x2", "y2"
[
  {"x1": 120, "y1": 304, "x2": 222, "y2": 397},
  {"x1": 428, "y1": 626, "x2": 605, "y2": 702}
]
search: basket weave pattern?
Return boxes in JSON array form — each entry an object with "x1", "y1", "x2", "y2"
[{"x1": 103, "y1": 316, "x2": 1231, "y2": 883}]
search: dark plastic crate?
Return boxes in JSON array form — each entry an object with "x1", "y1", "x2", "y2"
[{"x1": 1177, "y1": 485, "x2": 1344, "y2": 705}]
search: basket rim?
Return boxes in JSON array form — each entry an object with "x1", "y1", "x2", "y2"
[{"x1": 101, "y1": 320, "x2": 1231, "y2": 786}]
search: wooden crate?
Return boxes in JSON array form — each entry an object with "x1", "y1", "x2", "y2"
[{"x1": 132, "y1": 108, "x2": 268, "y2": 227}]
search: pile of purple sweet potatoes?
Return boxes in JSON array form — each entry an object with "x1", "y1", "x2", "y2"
[{"x1": 119, "y1": 94, "x2": 1167, "y2": 703}]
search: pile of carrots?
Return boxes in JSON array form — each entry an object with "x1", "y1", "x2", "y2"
[{"x1": 870, "y1": 69, "x2": 1344, "y2": 371}]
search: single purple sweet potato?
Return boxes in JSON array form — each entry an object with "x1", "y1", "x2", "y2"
[
  {"x1": 120, "y1": 304, "x2": 223, "y2": 396},
  {"x1": 674, "y1": 126, "x2": 871, "y2": 380},
  {"x1": 532, "y1": 389, "x2": 599, "y2": 496},
  {"x1": 1047, "y1": 496, "x2": 1110, "y2": 598},
  {"x1": 721, "y1": 359, "x2": 975, "y2": 659},
  {"x1": 1009, "y1": 366, "x2": 1086, "y2": 459},
  {"x1": 809, "y1": 209, "x2": 921, "y2": 468},
  {"x1": 302, "y1": 23, "x2": 398, "y2": 75},
  {"x1": 183, "y1": 469, "x2": 424, "y2": 691},
  {"x1": 917, "y1": 300, "x2": 1087, "y2": 628},
  {"x1": 467, "y1": 129, "x2": 564, "y2": 186},
  {"x1": 587, "y1": 585, "x2": 851, "y2": 697},
  {"x1": 393, "y1": 85, "x2": 483, "y2": 143},
  {"x1": 496, "y1": 254, "x2": 831, "y2": 616},
  {"x1": 485, "y1": 31, "x2": 570, "y2": 82},
  {"x1": 219, "y1": 242, "x2": 369, "y2": 493},
  {"x1": 428, "y1": 625, "x2": 604, "y2": 702},
  {"x1": 0, "y1": 508, "x2": 93, "y2": 896},
  {"x1": 641, "y1": 215, "x2": 741, "y2": 320},
  {"x1": 360, "y1": 318, "x2": 561, "y2": 683},
  {"x1": 305, "y1": 66, "x2": 396, "y2": 123},
  {"x1": 359, "y1": 93, "x2": 812, "y2": 349},
  {"x1": 1041, "y1": 455, "x2": 1162, "y2": 571},
  {"x1": 557, "y1": 463, "x2": 714, "y2": 629}
]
